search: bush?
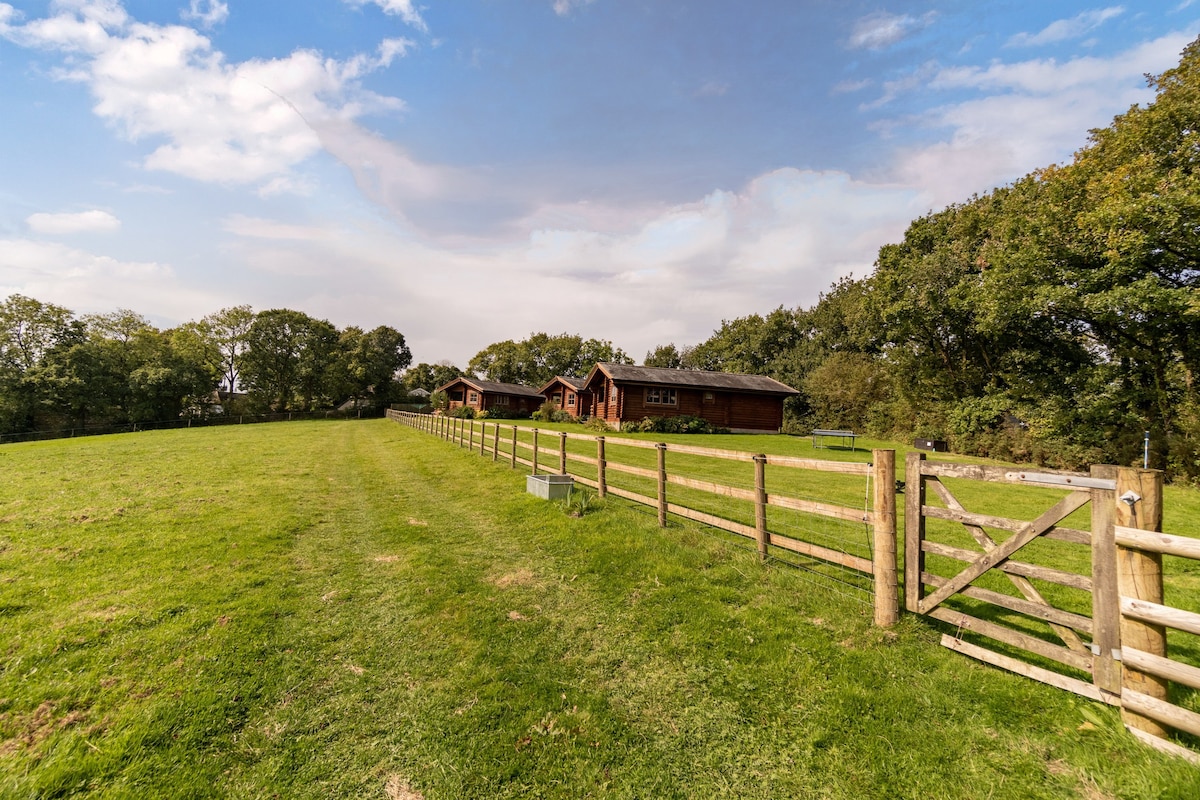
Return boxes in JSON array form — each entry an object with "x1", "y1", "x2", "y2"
[
  {"x1": 451, "y1": 405, "x2": 476, "y2": 419},
  {"x1": 475, "y1": 407, "x2": 530, "y2": 420},
  {"x1": 582, "y1": 416, "x2": 612, "y2": 432},
  {"x1": 533, "y1": 401, "x2": 575, "y2": 423},
  {"x1": 621, "y1": 415, "x2": 728, "y2": 434}
]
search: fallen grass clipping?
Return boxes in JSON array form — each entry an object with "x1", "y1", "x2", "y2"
[{"x1": 1, "y1": 419, "x2": 1197, "y2": 798}]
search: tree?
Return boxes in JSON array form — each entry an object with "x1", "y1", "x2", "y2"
[
  {"x1": 468, "y1": 333, "x2": 632, "y2": 387},
  {"x1": 403, "y1": 361, "x2": 462, "y2": 392},
  {"x1": 644, "y1": 344, "x2": 684, "y2": 369},
  {"x1": 241, "y1": 309, "x2": 340, "y2": 411},
  {"x1": 201, "y1": 305, "x2": 255, "y2": 399},
  {"x1": 331, "y1": 325, "x2": 413, "y2": 410},
  {"x1": 0, "y1": 294, "x2": 82, "y2": 431}
]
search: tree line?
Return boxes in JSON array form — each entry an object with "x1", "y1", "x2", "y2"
[
  {"x1": 644, "y1": 38, "x2": 1200, "y2": 480},
  {"x1": 0, "y1": 299, "x2": 413, "y2": 433}
]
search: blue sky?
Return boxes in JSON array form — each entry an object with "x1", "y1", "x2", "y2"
[{"x1": 1, "y1": 1, "x2": 1197, "y2": 367}]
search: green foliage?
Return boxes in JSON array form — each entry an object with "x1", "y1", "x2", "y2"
[
  {"x1": 0, "y1": 295, "x2": 416, "y2": 435},
  {"x1": 560, "y1": 486, "x2": 601, "y2": 517},
  {"x1": 621, "y1": 415, "x2": 729, "y2": 434},
  {"x1": 328, "y1": 324, "x2": 413, "y2": 410},
  {"x1": 241, "y1": 309, "x2": 340, "y2": 412},
  {"x1": 643, "y1": 343, "x2": 685, "y2": 368},
  {"x1": 582, "y1": 415, "x2": 612, "y2": 431},
  {"x1": 475, "y1": 406, "x2": 530, "y2": 420},
  {"x1": 451, "y1": 404, "x2": 477, "y2": 419},
  {"x1": 532, "y1": 400, "x2": 575, "y2": 423},
  {"x1": 403, "y1": 361, "x2": 462, "y2": 392},
  {"x1": 468, "y1": 332, "x2": 633, "y2": 387}
]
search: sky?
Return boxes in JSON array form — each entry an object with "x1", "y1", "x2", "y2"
[{"x1": 1, "y1": 1, "x2": 1197, "y2": 368}]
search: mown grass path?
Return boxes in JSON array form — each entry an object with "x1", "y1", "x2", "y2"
[{"x1": 1, "y1": 420, "x2": 1197, "y2": 798}]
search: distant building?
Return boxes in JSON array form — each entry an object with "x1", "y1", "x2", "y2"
[
  {"x1": 537, "y1": 376, "x2": 591, "y2": 418},
  {"x1": 581, "y1": 362, "x2": 798, "y2": 432},
  {"x1": 436, "y1": 377, "x2": 543, "y2": 415}
]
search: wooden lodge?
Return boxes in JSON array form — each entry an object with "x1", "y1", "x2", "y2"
[
  {"x1": 436, "y1": 377, "x2": 543, "y2": 415},
  {"x1": 581, "y1": 362, "x2": 798, "y2": 432},
  {"x1": 537, "y1": 376, "x2": 591, "y2": 418}
]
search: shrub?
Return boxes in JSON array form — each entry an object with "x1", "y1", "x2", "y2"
[
  {"x1": 484, "y1": 407, "x2": 531, "y2": 420},
  {"x1": 560, "y1": 487, "x2": 602, "y2": 518},
  {"x1": 451, "y1": 405, "x2": 476, "y2": 419},
  {"x1": 582, "y1": 416, "x2": 612, "y2": 432},
  {"x1": 533, "y1": 401, "x2": 574, "y2": 423},
  {"x1": 622, "y1": 415, "x2": 728, "y2": 434}
]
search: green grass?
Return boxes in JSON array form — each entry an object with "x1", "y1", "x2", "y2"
[{"x1": 2, "y1": 419, "x2": 1199, "y2": 798}]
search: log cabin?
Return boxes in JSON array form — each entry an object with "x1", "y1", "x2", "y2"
[
  {"x1": 537, "y1": 376, "x2": 591, "y2": 418},
  {"x1": 581, "y1": 362, "x2": 798, "y2": 432},
  {"x1": 436, "y1": 377, "x2": 543, "y2": 415}
]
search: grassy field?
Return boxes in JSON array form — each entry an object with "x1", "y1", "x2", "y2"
[{"x1": 2, "y1": 419, "x2": 1199, "y2": 798}]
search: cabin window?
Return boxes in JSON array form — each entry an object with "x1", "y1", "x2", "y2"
[
  {"x1": 597, "y1": 387, "x2": 605, "y2": 403},
  {"x1": 450, "y1": 390, "x2": 464, "y2": 402},
  {"x1": 552, "y1": 393, "x2": 562, "y2": 405},
  {"x1": 494, "y1": 395, "x2": 510, "y2": 405},
  {"x1": 468, "y1": 391, "x2": 478, "y2": 403},
  {"x1": 703, "y1": 391, "x2": 715, "y2": 403},
  {"x1": 645, "y1": 388, "x2": 677, "y2": 406},
  {"x1": 567, "y1": 394, "x2": 575, "y2": 407}
]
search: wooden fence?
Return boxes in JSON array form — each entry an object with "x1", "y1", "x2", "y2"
[
  {"x1": 389, "y1": 410, "x2": 899, "y2": 627},
  {"x1": 907, "y1": 453, "x2": 1200, "y2": 763}
]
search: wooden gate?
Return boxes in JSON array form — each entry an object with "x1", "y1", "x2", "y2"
[
  {"x1": 905, "y1": 453, "x2": 1124, "y2": 703},
  {"x1": 908, "y1": 452, "x2": 1200, "y2": 761}
]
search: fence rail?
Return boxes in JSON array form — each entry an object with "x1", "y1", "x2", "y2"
[{"x1": 389, "y1": 410, "x2": 899, "y2": 626}]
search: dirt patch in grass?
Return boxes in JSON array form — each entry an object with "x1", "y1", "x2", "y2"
[
  {"x1": 0, "y1": 701, "x2": 88, "y2": 756},
  {"x1": 491, "y1": 568, "x2": 537, "y2": 588},
  {"x1": 384, "y1": 775, "x2": 424, "y2": 800}
]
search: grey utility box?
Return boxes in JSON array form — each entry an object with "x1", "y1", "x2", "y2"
[{"x1": 526, "y1": 474, "x2": 574, "y2": 500}]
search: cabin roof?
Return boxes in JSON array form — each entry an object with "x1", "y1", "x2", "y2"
[
  {"x1": 537, "y1": 375, "x2": 588, "y2": 394},
  {"x1": 585, "y1": 362, "x2": 798, "y2": 395},
  {"x1": 436, "y1": 376, "x2": 544, "y2": 398}
]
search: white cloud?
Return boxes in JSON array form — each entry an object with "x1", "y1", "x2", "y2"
[
  {"x1": 181, "y1": 0, "x2": 228, "y2": 29},
  {"x1": 26, "y1": 209, "x2": 121, "y2": 234},
  {"x1": 202, "y1": 168, "x2": 918, "y2": 364},
  {"x1": 552, "y1": 0, "x2": 596, "y2": 17},
  {"x1": 847, "y1": 11, "x2": 934, "y2": 51},
  {"x1": 887, "y1": 32, "x2": 1191, "y2": 207},
  {"x1": 344, "y1": 0, "x2": 428, "y2": 33},
  {"x1": 831, "y1": 78, "x2": 871, "y2": 94},
  {"x1": 0, "y1": 238, "x2": 224, "y2": 321},
  {"x1": 694, "y1": 81, "x2": 729, "y2": 98},
  {"x1": 0, "y1": 2, "x2": 410, "y2": 191},
  {"x1": 1007, "y1": 7, "x2": 1124, "y2": 47}
]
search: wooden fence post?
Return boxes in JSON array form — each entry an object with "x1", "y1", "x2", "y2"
[
  {"x1": 532, "y1": 429, "x2": 539, "y2": 475},
  {"x1": 480, "y1": 421, "x2": 487, "y2": 456},
  {"x1": 468, "y1": 419, "x2": 474, "y2": 450},
  {"x1": 1091, "y1": 464, "x2": 1121, "y2": 697},
  {"x1": 753, "y1": 455, "x2": 769, "y2": 562},
  {"x1": 873, "y1": 449, "x2": 899, "y2": 628},
  {"x1": 656, "y1": 443, "x2": 667, "y2": 528},
  {"x1": 492, "y1": 424, "x2": 500, "y2": 462},
  {"x1": 510, "y1": 426, "x2": 517, "y2": 469},
  {"x1": 559, "y1": 433, "x2": 568, "y2": 475},
  {"x1": 597, "y1": 436, "x2": 607, "y2": 498},
  {"x1": 1116, "y1": 467, "x2": 1168, "y2": 738},
  {"x1": 904, "y1": 451, "x2": 926, "y2": 613}
]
